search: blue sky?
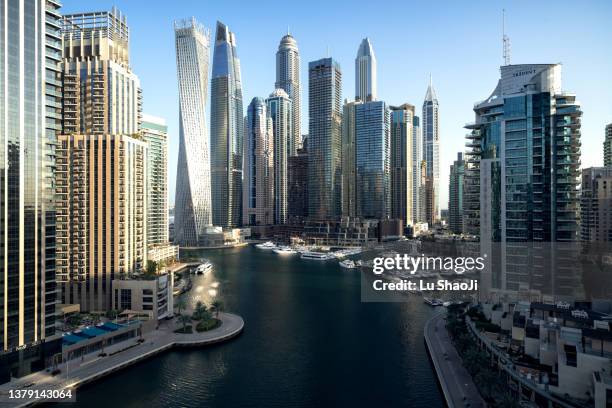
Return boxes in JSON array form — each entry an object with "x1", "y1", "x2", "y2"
[{"x1": 64, "y1": 0, "x2": 612, "y2": 209}]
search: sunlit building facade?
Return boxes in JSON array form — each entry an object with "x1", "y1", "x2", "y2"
[
  {"x1": 276, "y1": 33, "x2": 301, "y2": 151},
  {"x1": 422, "y1": 79, "x2": 439, "y2": 224},
  {"x1": 390, "y1": 104, "x2": 415, "y2": 225}
]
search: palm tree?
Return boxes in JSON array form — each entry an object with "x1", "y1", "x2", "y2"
[
  {"x1": 211, "y1": 300, "x2": 223, "y2": 319},
  {"x1": 193, "y1": 301, "x2": 207, "y2": 321},
  {"x1": 176, "y1": 298, "x2": 187, "y2": 316},
  {"x1": 178, "y1": 314, "x2": 191, "y2": 333}
]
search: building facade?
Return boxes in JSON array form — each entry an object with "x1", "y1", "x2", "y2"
[
  {"x1": 0, "y1": 0, "x2": 63, "y2": 382},
  {"x1": 341, "y1": 100, "x2": 359, "y2": 218},
  {"x1": 464, "y1": 64, "x2": 581, "y2": 295},
  {"x1": 267, "y1": 89, "x2": 293, "y2": 224},
  {"x1": 448, "y1": 152, "x2": 465, "y2": 234},
  {"x1": 58, "y1": 8, "x2": 147, "y2": 312},
  {"x1": 288, "y1": 137, "x2": 309, "y2": 220},
  {"x1": 422, "y1": 78, "x2": 439, "y2": 224},
  {"x1": 142, "y1": 114, "x2": 168, "y2": 245},
  {"x1": 174, "y1": 18, "x2": 213, "y2": 246},
  {"x1": 308, "y1": 58, "x2": 342, "y2": 220},
  {"x1": 243, "y1": 97, "x2": 274, "y2": 226},
  {"x1": 276, "y1": 33, "x2": 301, "y2": 151},
  {"x1": 604, "y1": 124, "x2": 612, "y2": 167},
  {"x1": 211, "y1": 21, "x2": 243, "y2": 228},
  {"x1": 581, "y1": 167, "x2": 612, "y2": 242},
  {"x1": 355, "y1": 38, "x2": 377, "y2": 102},
  {"x1": 390, "y1": 104, "x2": 415, "y2": 225},
  {"x1": 57, "y1": 134, "x2": 148, "y2": 312}
]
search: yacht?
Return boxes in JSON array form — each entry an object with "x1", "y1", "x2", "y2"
[
  {"x1": 339, "y1": 259, "x2": 356, "y2": 269},
  {"x1": 300, "y1": 251, "x2": 334, "y2": 261},
  {"x1": 194, "y1": 261, "x2": 213, "y2": 275},
  {"x1": 274, "y1": 246, "x2": 297, "y2": 255},
  {"x1": 256, "y1": 241, "x2": 277, "y2": 250}
]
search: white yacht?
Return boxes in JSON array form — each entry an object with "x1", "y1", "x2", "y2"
[
  {"x1": 300, "y1": 251, "x2": 334, "y2": 261},
  {"x1": 339, "y1": 259, "x2": 356, "y2": 269},
  {"x1": 274, "y1": 246, "x2": 297, "y2": 255},
  {"x1": 256, "y1": 241, "x2": 277, "y2": 250},
  {"x1": 195, "y1": 261, "x2": 213, "y2": 275}
]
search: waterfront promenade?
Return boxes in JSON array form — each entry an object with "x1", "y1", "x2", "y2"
[
  {"x1": 424, "y1": 312, "x2": 486, "y2": 408},
  {"x1": 0, "y1": 313, "x2": 244, "y2": 408}
]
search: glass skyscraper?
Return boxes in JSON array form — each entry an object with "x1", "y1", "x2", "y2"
[
  {"x1": 276, "y1": 33, "x2": 301, "y2": 152},
  {"x1": 243, "y1": 97, "x2": 274, "y2": 226},
  {"x1": 267, "y1": 89, "x2": 293, "y2": 224},
  {"x1": 355, "y1": 38, "x2": 377, "y2": 102},
  {"x1": 422, "y1": 78, "x2": 439, "y2": 224},
  {"x1": 355, "y1": 102, "x2": 391, "y2": 219},
  {"x1": 211, "y1": 21, "x2": 243, "y2": 228},
  {"x1": 0, "y1": 0, "x2": 62, "y2": 381},
  {"x1": 308, "y1": 58, "x2": 342, "y2": 220},
  {"x1": 143, "y1": 114, "x2": 169, "y2": 245},
  {"x1": 174, "y1": 18, "x2": 213, "y2": 246},
  {"x1": 390, "y1": 104, "x2": 416, "y2": 225},
  {"x1": 448, "y1": 152, "x2": 465, "y2": 234},
  {"x1": 465, "y1": 63, "x2": 581, "y2": 296}
]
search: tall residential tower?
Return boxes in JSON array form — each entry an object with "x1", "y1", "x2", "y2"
[
  {"x1": 355, "y1": 38, "x2": 377, "y2": 102},
  {"x1": 276, "y1": 33, "x2": 301, "y2": 150},
  {"x1": 211, "y1": 21, "x2": 244, "y2": 228},
  {"x1": 174, "y1": 18, "x2": 213, "y2": 246},
  {"x1": 422, "y1": 77, "x2": 439, "y2": 224}
]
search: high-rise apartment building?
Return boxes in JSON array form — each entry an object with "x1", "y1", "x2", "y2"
[
  {"x1": 288, "y1": 137, "x2": 309, "y2": 220},
  {"x1": 0, "y1": 0, "x2": 63, "y2": 382},
  {"x1": 581, "y1": 167, "x2": 612, "y2": 242},
  {"x1": 276, "y1": 33, "x2": 301, "y2": 150},
  {"x1": 267, "y1": 89, "x2": 293, "y2": 224},
  {"x1": 343, "y1": 100, "x2": 390, "y2": 219},
  {"x1": 448, "y1": 152, "x2": 465, "y2": 234},
  {"x1": 422, "y1": 78, "x2": 439, "y2": 224},
  {"x1": 57, "y1": 9, "x2": 146, "y2": 312},
  {"x1": 390, "y1": 104, "x2": 416, "y2": 225},
  {"x1": 142, "y1": 114, "x2": 169, "y2": 245},
  {"x1": 308, "y1": 58, "x2": 342, "y2": 220},
  {"x1": 465, "y1": 64, "x2": 581, "y2": 294},
  {"x1": 211, "y1": 21, "x2": 243, "y2": 228},
  {"x1": 355, "y1": 38, "x2": 377, "y2": 102},
  {"x1": 61, "y1": 9, "x2": 141, "y2": 135},
  {"x1": 243, "y1": 98, "x2": 274, "y2": 226},
  {"x1": 412, "y1": 116, "x2": 424, "y2": 223},
  {"x1": 604, "y1": 124, "x2": 612, "y2": 166},
  {"x1": 174, "y1": 18, "x2": 213, "y2": 246}
]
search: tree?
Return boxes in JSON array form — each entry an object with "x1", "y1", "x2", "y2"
[
  {"x1": 176, "y1": 298, "x2": 187, "y2": 316},
  {"x1": 178, "y1": 314, "x2": 191, "y2": 333},
  {"x1": 146, "y1": 260, "x2": 158, "y2": 276},
  {"x1": 211, "y1": 300, "x2": 223, "y2": 319},
  {"x1": 193, "y1": 301, "x2": 207, "y2": 321}
]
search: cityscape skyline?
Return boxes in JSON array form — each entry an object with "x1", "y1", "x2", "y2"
[{"x1": 61, "y1": 0, "x2": 612, "y2": 210}]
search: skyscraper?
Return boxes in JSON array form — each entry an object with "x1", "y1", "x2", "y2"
[
  {"x1": 604, "y1": 123, "x2": 612, "y2": 166},
  {"x1": 143, "y1": 114, "x2": 169, "y2": 245},
  {"x1": 0, "y1": 0, "x2": 62, "y2": 381},
  {"x1": 276, "y1": 33, "x2": 301, "y2": 151},
  {"x1": 390, "y1": 104, "x2": 416, "y2": 225},
  {"x1": 413, "y1": 115, "x2": 424, "y2": 223},
  {"x1": 58, "y1": 9, "x2": 147, "y2": 312},
  {"x1": 355, "y1": 38, "x2": 377, "y2": 102},
  {"x1": 211, "y1": 21, "x2": 243, "y2": 228},
  {"x1": 422, "y1": 77, "x2": 439, "y2": 224},
  {"x1": 448, "y1": 152, "x2": 465, "y2": 235},
  {"x1": 288, "y1": 137, "x2": 309, "y2": 220},
  {"x1": 243, "y1": 97, "x2": 274, "y2": 226},
  {"x1": 465, "y1": 64, "x2": 581, "y2": 295},
  {"x1": 174, "y1": 18, "x2": 213, "y2": 246},
  {"x1": 267, "y1": 89, "x2": 293, "y2": 224},
  {"x1": 581, "y1": 167, "x2": 612, "y2": 243},
  {"x1": 355, "y1": 102, "x2": 391, "y2": 219},
  {"x1": 308, "y1": 58, "x2": 342, "y2": 220},
  {"x1": 341, "y1": 100, "x2": 359, "y2": 218}
]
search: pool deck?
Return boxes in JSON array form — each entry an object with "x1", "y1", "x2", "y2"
[
  {"x1": 424, "y1": 312, "x2": 486, "y2": 408},
  {"x1": 0, "y1": 312, "x2": 244, "y2": 408}
]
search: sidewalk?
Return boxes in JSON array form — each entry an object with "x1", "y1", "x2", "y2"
[
  {"x1": 424, "y1": 313, "x2": 486, "y2": 408},
  {"x1": 0, "y1": 313, "x2": 244, "y2": 408}
]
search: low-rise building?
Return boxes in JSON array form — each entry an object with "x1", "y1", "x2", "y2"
[
  {"x1": 147, "y1": 244, "x2": 179, "y2": 266},
  {"x1": 111, "y1": 273, "x2": 174, "y2": 321}
]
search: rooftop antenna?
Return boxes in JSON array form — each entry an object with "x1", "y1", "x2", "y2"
[
  {"x1": 287, "y1": 25, "x2": 290, "y2": 36},
  {"x1": 502, "y1": 9, "x2": 511, "y2": 65}
]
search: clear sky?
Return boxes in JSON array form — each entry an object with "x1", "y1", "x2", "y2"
[{"x1": 64, "y1": 0, "x2": 612, "y2": 209}]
